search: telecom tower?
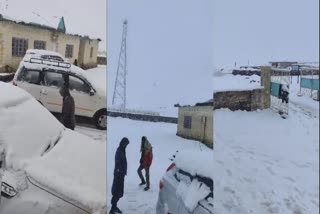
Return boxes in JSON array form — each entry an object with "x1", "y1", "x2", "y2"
[{"x1": 112, "y1": 20, "x2": 128, "y2": 109}]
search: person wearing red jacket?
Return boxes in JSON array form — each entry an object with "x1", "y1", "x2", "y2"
[{"x1": 137, "y1": 136, "x2": 153, "y2": 191}]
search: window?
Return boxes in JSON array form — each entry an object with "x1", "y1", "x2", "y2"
[
  {"x1": 183, "y1": 116, "x2": 192, "y2": 129},
  {"x1": 69, "y1": 75, "x2": 91, "y2": 93},
  {"x1": 17, "y1": 68, "x2": 41, "y2": 85},
  {"x1": 12, "y1": 37, "x2": 28, "y2": 57},
  {"x1": 90, "y1": 47, "x2": 93, "y2": 58},
  {"x1": 44, "y1": 72, "x2": 64, "y2": 88},
  {"x1": 65, "y1": 44, "x2": 74, "y2": 58},
  {"x1": 34, "y1": 40, "x2": 46, "y2": 50}
]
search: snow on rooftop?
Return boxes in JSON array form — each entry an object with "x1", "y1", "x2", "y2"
[
  {"x1": 26, "y1": 49, "x2": 64, "y2": 58},
  {"x1": 213, "y1": 73, "x2": 262, "y2": 92},
  {"x1": 1, "y1": 0, "x2": 106, "y2": 51}
]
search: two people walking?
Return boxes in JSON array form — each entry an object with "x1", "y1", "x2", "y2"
[{"x1": 110, "y1": 136, "x2": 153, "y2": 214}]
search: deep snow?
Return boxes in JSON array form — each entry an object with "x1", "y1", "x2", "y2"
[
  {"x1": 106, "y1": 117, "x2": 212, "y2": 213},
  {"x1": 214, "y1": 75, "x2": 319, "y2": 214}
]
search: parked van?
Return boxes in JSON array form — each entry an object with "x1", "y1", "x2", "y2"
[{"x1": 13, "y1": 49, "x2": 106, "y2": 129}]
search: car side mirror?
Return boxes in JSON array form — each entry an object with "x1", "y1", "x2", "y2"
[{"x1": 89, "y1": 89, "x2": 95, "y2": 96}]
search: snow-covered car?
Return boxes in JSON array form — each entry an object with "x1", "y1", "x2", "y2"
[
  {"x1": 156, "y1": 150, "x2": 213, "y2": 214},
  {"x1": 0, "y1": 82, "x2": 106, "y2": 214},
  {"x1": 12, "y1": 49, "x2": 107, "y2": 130}
]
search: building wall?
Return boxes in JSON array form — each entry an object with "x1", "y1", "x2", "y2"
[
  {"x1": 0, "y1": 20, "x2": 80, "y2": 72},
  {"x1": 214, "y1": 68, "x2": 271, "y2": 111},
  {"x1": 78, "y1": 38, "x2": 99, "y2": 69},
  {"x1": 177, "y1": 106, "x2": 213, "y2": 148},
  {"x1": 97, "y1": 56, "x2": 107, "y2": 65}
]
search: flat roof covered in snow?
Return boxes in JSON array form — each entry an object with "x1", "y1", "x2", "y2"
[{"x1": 213, "y1": 74, "x2": 263, "y2": 93}]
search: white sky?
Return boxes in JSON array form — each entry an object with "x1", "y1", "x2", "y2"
[
  {"x1": 213, "y1": 0, "x2": 319, "y2": 67},
  {"x1": 0, "y1": 0, "x2": 106, "y2": 51},
  {"x1": 107, "y1": 0, "x2": 214, "y2": 111}
]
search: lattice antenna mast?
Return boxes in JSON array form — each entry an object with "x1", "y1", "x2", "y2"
[{"x1": 112, "y1": 19, "x2": 128, "y2": 109}]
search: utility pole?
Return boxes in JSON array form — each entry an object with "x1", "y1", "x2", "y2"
[{"x1": 112, "y1": 20, "x2": 128, "y2": 109}]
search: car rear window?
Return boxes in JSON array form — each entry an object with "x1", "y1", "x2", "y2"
[{"x1": 175, "y1": 168, "x2": 213, "y2": 192}]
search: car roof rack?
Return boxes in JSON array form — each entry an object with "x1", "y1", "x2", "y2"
[{"x1": 28, "y1": 57, "x2": 71, "y2": 69}]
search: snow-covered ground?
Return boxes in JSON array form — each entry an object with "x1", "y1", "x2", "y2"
[
  {"x1": 214, "y1": 75, "x2": 319, "y2": 214},
  {"x1": 105, "y1": 117, "x2": 212, "y2": 213}
]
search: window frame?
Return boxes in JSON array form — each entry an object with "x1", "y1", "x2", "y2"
[
  {"x1": 12, "y1": 37, "x2": 28, "y2": 57},
  {"x1": 65, "y1": 44, "x2": 74, "y2": 58},
  {"x1": 183, "y1": 116, "x2": 192, "y2": 129},
  {"x1": 34, "y1": 40, "x2": 47, "y2": 50}
]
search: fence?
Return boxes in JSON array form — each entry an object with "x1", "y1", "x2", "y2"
[
  {"x1": 299, "y1": 77, "x2": 319, "y2": 100},
  {"x1": 107, "y1": 110, "x2": 177, "y2": 124}
]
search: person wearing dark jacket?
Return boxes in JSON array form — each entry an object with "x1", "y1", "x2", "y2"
[
  {"x1": 59, "y1": 86, "x2": 75, "y2": 130},
  {"x1": 137, "y1": 136, "x2": 153, "y2": 191},
  {"x1": 110, "y1": 137, "x2": 129, "y2": 214}
]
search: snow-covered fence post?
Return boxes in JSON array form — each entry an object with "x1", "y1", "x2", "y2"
[{"x1": 260, "y1": 66, "x2": 271, "y2": 109}]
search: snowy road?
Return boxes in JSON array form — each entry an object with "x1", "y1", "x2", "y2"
[
  {"x1": 106, "y1": 117, "x2": 211, "y2": 214},
  {"x1": 214, "y1": 97, "x2": 319, "y2": 213}
]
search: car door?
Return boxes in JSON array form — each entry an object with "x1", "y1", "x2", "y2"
[
  {"x1": 40, "y1": 71, "x2": 64, "y2": 113},
  {"x1": 68, "y1": 75, "x2": 96, "y2": 118},
  {"x1": 15, "y1": 68, "x2": 43, "y2": 102}
]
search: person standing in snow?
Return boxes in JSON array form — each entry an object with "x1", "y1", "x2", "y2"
[
  {"x1": 137, "y1": 136, "x2": 153, "y2": 191},
  {"x1": 110, "y1": 137, "x2": 129, "y2": 214},
  {"x1": 59, "y1": 86, "x2": 75, "y2": 130}
]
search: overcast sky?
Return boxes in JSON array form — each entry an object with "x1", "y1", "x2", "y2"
[
  {"x1": 0, "y1": 0, "x2": 106, "y2": 51},
  {"x1": 213, "y1": 0, "x2": 319, "y2": 67},
  {"x1": 108, "y1": 0, "x2": 214, "y2": 110}
]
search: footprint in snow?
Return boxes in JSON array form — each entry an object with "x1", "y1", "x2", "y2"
[
  {"x1": 226, "y1": 169, "x2": 232, "y2": 177},
  {"x1": 283, "y1": 176, "x2": 296, "y2": 183}
]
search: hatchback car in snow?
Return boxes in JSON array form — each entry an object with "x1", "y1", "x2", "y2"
[
  {"x1": 12, "y1": 49, "x2": 107, "y2": 130},
  {"x1": 0, "y1": 82, "x2": 106, "y2": 214},
  {"x1": 156, "y1": 150, "x2": 213, "y2": 214}
]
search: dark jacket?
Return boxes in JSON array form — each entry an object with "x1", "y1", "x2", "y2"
[
  {"x1": 114, "y1": 139, "x2": 128, "y2": 176},
  {"x1": 61, "y1": 95, "x2": 75, "y2": 129}
]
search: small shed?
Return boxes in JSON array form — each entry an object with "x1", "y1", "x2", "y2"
[{"x1": 176, "y1": 101, "x2": 213, "y2": 148}]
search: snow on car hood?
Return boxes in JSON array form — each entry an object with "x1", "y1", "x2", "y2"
[
  {"x1": 0, "y1": 82, "x2": 64, "y2": 169},
  {"x1": 174, "y1": 149, "x2": 213, "y2": 180},
  {"x1": 26, "y1": 130, "x2": 106, "y2": 212}
]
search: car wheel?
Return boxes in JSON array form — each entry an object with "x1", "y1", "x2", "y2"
[{"x1": 95, "y1": 111, "x2": 107, "y2": 130}]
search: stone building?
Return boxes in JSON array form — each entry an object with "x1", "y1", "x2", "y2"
[
  {"x1": 214, "y1": 67, "x2": 271, "y2": 111},
  {"x1": 177, "y1": 101, "x2": 213, "y2": 148},
  {"x1": 0, "y1": 15, "x2": 100, "y2": 72}
]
